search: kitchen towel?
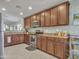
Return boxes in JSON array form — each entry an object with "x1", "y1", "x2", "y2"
[{"x1": 7, "y1": 36, "x2": 11, "y2": 43}]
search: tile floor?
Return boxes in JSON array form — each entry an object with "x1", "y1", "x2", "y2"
[{"x1": 4, "y1": 44, "x2": 58, "y2": 59}]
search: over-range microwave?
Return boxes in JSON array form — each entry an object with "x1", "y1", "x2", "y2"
[{"x1": 31, "y1": 20, "x2": 40, "y2": 28}]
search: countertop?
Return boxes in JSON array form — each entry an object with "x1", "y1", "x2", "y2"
[
  {"x1": 37, "y1": 33, "x2": 69, "y2": 39},
  {"x1": 4, "y1": 32, "x2": 69, "y2": 39},
  {"x1": 4, "y1": 32, "x2": 28, "y2": 35}
]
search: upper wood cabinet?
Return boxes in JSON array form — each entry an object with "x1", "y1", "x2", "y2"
[
  {"x1": 36, "y1": 14, "x2": 41, "y2": 26},
  {"x1": 31, "y1": 15, "x2": 37, "y2": 21},
  {"x1": 24, "y1": 17, "x2": 31, "y2": 28},
  {"x1": 58, "y1": 3, "x2": 69, "y2": 25},
  {"x1": 40, "y1": 12, "x2": 45, "y2": 27},
  {"x1": 24, "y1": 2, "x2": 69, "y2": 27},
  {"x1": 51, "y1": 7, "x2": 58, "y2": 26},
  {"x1": 45, "y1": 10, "x2": 51, "y2": 26}
]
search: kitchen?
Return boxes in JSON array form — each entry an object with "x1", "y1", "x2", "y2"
[{"x1": 0, "y1": 0, "x2": 79, "y2": 59}]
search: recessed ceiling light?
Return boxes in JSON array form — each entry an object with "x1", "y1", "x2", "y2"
[
  {"x1": 2, "y1": 8, "x2": 6, "y2": 11},
  {"x1": 28, "y1": 6, "x2": 32, "y2": 10},
  {"x1": 20, "y1": 12, "x2": 23, "y2": 15}
]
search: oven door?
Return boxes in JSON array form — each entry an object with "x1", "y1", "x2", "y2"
[{"x1": 29, "y1": 35, "x2": 37, "y2": 47}]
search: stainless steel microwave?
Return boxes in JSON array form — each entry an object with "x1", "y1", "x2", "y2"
[{"x1": 31, "y1": 20, "x2": 40, "y2": 28}]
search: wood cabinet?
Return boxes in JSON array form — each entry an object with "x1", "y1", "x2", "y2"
[
  {"x1": 31, "y1": 15, "x2": 37, "y2": 22},
  {"x1": 55, "y1": 42, "x2": 66, "y2": 59},
  {"x1": 40, "y1": 12, "x2": 45, "y2": 27},
  {"x1": 45, "y1": 10, "x2": 51, "y2": 26},
  {"x1": 54, "y1": 37, "x2": 66, "y2": 59},
  {"x1": 12, "y1": 34, "x2": 24, "y2": 45},
  {"x1": 24, "y1": 17, "x2": 31, "y2": 28},
  {"x1": 36, "y1": 36, "x2": 69, "y2": 59},
  {"x1": 19, "y1": 34, "x2": 24, "y2": 43},
  {"x1": 24, "y1": 2, "x2": 69, "y2": 27},
  {"x1": 4, "y1": 34, "x2": 24, "y2": 47},
  {"x1": 47, "y1": 37, "x2": 55, "y2": 55},
  {"x1": 51, "y1": 7, "x2": 58, "y2": 26},
  {"x1": 24, "y1": 34, "x2": 29, "y2": 44},
  {"x1": 4, "y1": 34, "x2": 12, "y2": 47},
  {"x1": 41, "y1": 36, "x2": 47, "y2": 51},
  {"x1": 36, "y1": 36, "x2": 42, "y2": 49},
  {"x1": 58, "y1": 3, "x2": 69, "y2": 25},
  {"x1": 36, "y1": 14, "x2": 41, "y2": 26},
  {"x1": 12, "y1": 34, "x2": 18, "y2": 45}
]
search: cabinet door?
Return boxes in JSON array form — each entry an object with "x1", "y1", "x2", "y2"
[
  {"x1": 4, "y1": 35, "x2": 12, "y2": 47},
  {"x1": 19, "y1": 34, "x2": 24, "y2": 43},
  {"x1": 31, "y1": 15, "x2": 37, "y2": 22},
  {"x1": 58, "y1": 3, "x2": 69, "y2": 25},
  {"x1": 45, "y1": 10, "x2": 51, "y2": 26},
  {"x1": 12, "y1": 35, "x2": 16, "y2": 44},
  {"x1": 24, "y1": 34, "x2": 29, "y2": 44},
  {"x1": 41, "y1": 36, "x2": 47, "y2": 51},
  {"x1": 12, "y1": 34, "x2": 19, "y2": 44},
  {"x1": 24, "y1": 17, "x2": 31, "y2": 28},
  {"x1": 36, "y1": 14, "x2": 41, "y2": 26},
  {"x1": 55, "y1": 38, "x2": 66, "y2": 59},
  {"x1": 47, "y1": 37, "x2": 55, "y2": 55},
  {"x1": 36, "y1": 36, "x2": 42, "y2": 49},
  {"x1": 4, "y1": 35, "x2": 8, "y2": 47},
  {"x1": 40, "y1": 12, "x2": 45, "y2": 27},
  {"x1": 51, "y1": 7, "x2": 58, "y2": 26}
]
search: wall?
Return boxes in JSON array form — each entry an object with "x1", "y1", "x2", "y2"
[{"x1": 29, "y1": 0, "x2": 79, "y2": 35}]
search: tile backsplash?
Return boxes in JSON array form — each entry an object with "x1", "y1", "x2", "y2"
[{"x1": 29, "y1": 25, "x2": 79, "y2": 35}]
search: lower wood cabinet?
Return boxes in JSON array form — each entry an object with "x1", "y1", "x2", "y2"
[
  {"x1": 41, "y1": 36, "x2": 47, "y2": 51},
  {"x1": 4, "y1": 34, "x2": 24, "y2": 47},
  {"x1": 24, "y1": 34, "x2": 29, "y2": 44},
  {"x1": 47, "y1": 37, "x2": 55, "y2": 55},
  {"x1": 36, "y1": 36, "x2": 42, "y2": 49},
  {"x1": 36, "y1": 36, "x2": 69, "y2": 59},
  {"x1": 55, "y1": 42, "x2": 66, "y2": 59},
  {"x1": 4, "y1": 34, "x2": 12, "y2": 47},
  {"x1": 12, "y1": 34, "x2": 24, "y2": 45}
]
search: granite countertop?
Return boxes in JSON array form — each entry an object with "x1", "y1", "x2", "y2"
[
  {"x1": 37, "y1": 33, "x2": 68, "y2": 38},
  {"x1": 4, "y1": 32, "x2": 28, "y2": 35}
]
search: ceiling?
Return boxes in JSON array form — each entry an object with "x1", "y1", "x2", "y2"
[{"x1": 0, "y1": 0, "x2": 67, "y2": 18}]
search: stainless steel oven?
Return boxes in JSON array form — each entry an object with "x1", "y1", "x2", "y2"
[{"x1": 29, "y1": 34, "x2": 37, "y2": 47}]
